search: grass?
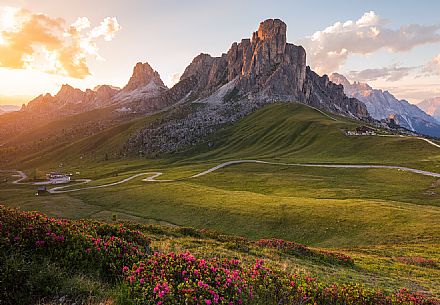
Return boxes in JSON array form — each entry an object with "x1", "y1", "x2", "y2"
[
  {"x1": 2, "y1": 206, "x2": 439, "y2": 304},
  {"x1": 0, "y1": 102, "x2": 439, "y2": 300},
  {"x1": 1, "y1": 162, "x2": 439, "y2": 248},
  {"x1": 1, "y1": 103, "x2": 439, "y2": 247}
]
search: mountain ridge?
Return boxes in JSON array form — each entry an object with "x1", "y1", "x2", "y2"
[
  {"x1": 1, "y1": 18, "x2": 371, "y2": 158},
  {"x1": 329, "y1": 73, "x2": 440, "y2": 138}
]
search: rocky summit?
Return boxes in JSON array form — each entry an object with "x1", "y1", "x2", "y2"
[
  {"x1": 113, "y1": 62, "x2": 168, "y2": 103},
  {"x1": 177, "y1": 19, "x2": 368, "y2": 119},
  {"x1": 2, "y1": 19, "x2": 371, "y2": 155},
  {"x1": 126, "y1": 19, "x2": 370, "y2": 155}
]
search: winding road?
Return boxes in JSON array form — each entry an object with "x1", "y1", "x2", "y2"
[{"x1": 3, "y1": 159, "x2": 440, "y2": 194}]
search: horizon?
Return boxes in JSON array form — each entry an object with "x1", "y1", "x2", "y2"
[{"x1": 0, "y1": 0, "x2": 439, "y2": 105}]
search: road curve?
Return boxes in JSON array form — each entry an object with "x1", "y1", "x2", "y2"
[
  {"x1": 48, "y1": 173, "x2": 159, "y2": 194},
  {"x1": 49, "y1": 160, "x2": 440, "y2": 193},
  {"x1": 0, "y1": 170, "x2": 27, "y2": 184},
  {"x1": 3, "y1": 160, "x2": 440, "y2": 194}
]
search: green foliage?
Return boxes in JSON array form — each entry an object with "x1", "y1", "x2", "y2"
[{"x1": 1, "y1": 206, "x2": 439, "y2": 304}]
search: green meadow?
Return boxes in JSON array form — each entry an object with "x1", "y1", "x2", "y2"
[{"x1": 1, "y1": 103, "x2": 439, "y2": 297}]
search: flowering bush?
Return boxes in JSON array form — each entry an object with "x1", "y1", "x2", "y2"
[
  {"x1": 125, "y1": 251, "x2": 252, "y2": 304},
  {"x1": 1, "y1": 206, "x2": 439, "y2": 305},
  {"x1": 0, "y1": 206, "x2": 150, "y2": 275},
  {"x1": 125, "y1": 254, "x2": 439, "y2": 305},
  {"x1": 255, "y1": 238, "x2": 354, "y2": 266},
  {"x1": 396, "y1": 256, "x2": 437, "y2": 268},
  {"x1": 248, "y1": 261, "x2": 438, "y2": 305}
]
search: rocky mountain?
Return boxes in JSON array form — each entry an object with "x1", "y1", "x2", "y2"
[
  {"x1": 23, "y1": 84, "x2": 120, "y2": 116},
  {"x1": 2, "y1": 19, "x2": 371, "y2": 157},
  {"x1": 113, "y1": 62, "x2": 167, "y2": 103},
  {"x1": 418, "y1": 97, "x2": 440, "y2": 122},
  {"x1": 126, "y1": 19, "x2": 370, "y2": 155},
  {"x1": 23, "y1": 61, "x2": 167, "y2": 116},
  {"x1": 329, "y1": 73, "x2": 440, "y2": 138},
  {"x1": 175, "y1": 19, "x2": 368, "y2": 119}
]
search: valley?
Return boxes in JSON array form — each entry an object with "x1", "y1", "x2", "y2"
[
  {"x1": 0, "y1": 12, "x2": 439, "y2": 304},
  {"x1": 1, "y1": 104, "x2": 439, "y2": 298}
]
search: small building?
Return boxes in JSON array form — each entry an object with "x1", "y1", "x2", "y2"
[
  {"x1": 345, "y1": 125, "x2": 376, "y2": 136},
  {"x1": 46, "y1": 172, "x2": 71, "y2": 184},
  {"x1": 355, "y1": 125, "x2": 376, "y2": 135},
  {"x1": 36, "y1": 186, "x2": 47, "y2": 195}
]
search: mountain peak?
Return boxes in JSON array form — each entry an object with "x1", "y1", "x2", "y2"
[
  {"x1": 329, "y1": 73, "x2": 351, "y2": 88},
  {"x1": 255, "y1": 19, "x2": 287, "y2": 48},
  {"x1": 123, "y1": 61, "x2": 166, "y2": 92},
  {"x1": 177, "y1": 19, "x2": 368, "y2": 119},
  {"x1": 57, "y1": 84, "x2": 75, "y2": 94},
  {"x1": 55, "y1": 84, "x2": 85, "y2": 102}
]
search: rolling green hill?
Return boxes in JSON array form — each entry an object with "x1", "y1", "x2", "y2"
[
  {"x1": 186, "y1": 103, "x2": 440, "y2": 171},
  {"x1": 1, "y1": 102, "x2": 439, "y2": 301},
  {"x1": 7, "y1": 102, "x2": 440, "y2": 172}
]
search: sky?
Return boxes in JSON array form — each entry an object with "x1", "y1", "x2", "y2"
[{"x1": 0, "y1": 0, "x2": 439, "y2": 105}]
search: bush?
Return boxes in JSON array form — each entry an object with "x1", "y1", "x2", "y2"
[
  {"x1": 1, "y1": 206, "x2": 438, "y2": 305},
  {"x1": 255, "y1": 238, "x2": 354, "y2": 266}
]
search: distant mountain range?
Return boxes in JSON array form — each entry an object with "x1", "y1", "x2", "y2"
[
  {"x1": 0, "y1": 105, "x2": 20, "y2": 115},
  {"x1": 329, "y1": 73, "x2": 440, "y2": 138},
  {"x1": 1, "y1": 19, "x2": 372, "y2": 157},
  {"x1": 23, "y1": 61, "x2": 167, "y2": 116},
  {"x1": 4, "y1": 18, "x2": 439, "y2": 158},
  {"x1": 418, "y1": 97, "x2": 440, "y2": 122}
]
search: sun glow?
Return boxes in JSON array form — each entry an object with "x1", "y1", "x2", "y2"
[
  {"x1": 0, "y1": 6, "x2": 21, "y2": 32},
  {"x1": 0, "y1": 6, "x2": 120, "y2": 80}
]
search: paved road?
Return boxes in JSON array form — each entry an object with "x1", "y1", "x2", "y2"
[
  {"x1": 377, "y1": 134, "x2": 440, "y2": 149},
  {"x1": 0, "y1": 170, "x2": 27, "y2": 184},
  {"x1": 3, "y1": 159, "x2": 440, "y2": 194},
  {"x1": 43, "y1": 160, "x2": 440, "y2": 193}
]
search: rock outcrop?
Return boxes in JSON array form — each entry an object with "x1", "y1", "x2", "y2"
[
  {"x1": 24, "y1": 84, "x2": 120, "y2": 115},
  {"x1": 23, "y1": 61, "x2": 167, "y2": 116},
  {"x1": 178, "y1": 19, "x2": 368, "y2": 119},
  {"x1": 304, "y1": 69, "x2": 369, "y2": 118},
  {"x1": 125, "y1": 19, "x2": 372, "y2": 156},
  {"x1": 114, "y1": 62, "x2": 168, "y2": 103}
]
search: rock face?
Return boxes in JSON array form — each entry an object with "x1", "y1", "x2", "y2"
[
  {"x1": 126, "y1": 19, "x2": 371, "y2": 156},
  {"x1": 114, "y1": 62, "x2": 167, "y2": 103},
  {"x1": 330, "y1": 73, "x2": 440, "y2": 137},
  {"x1": 123, "y1": 62, "x2": 165, "y2": 92},
  {"x1": 24, "y1": 84, "x2": 120, "y2": 115},
  {"x1": 179, "y1": 19, "x2": 368, "y2": 119},
  {"x1": 304, "y1": 69, "x2": 369, "y2": 118},
  {"x1": 418, "y1": 97, "x2": 440, "y2": 122},
  {"x1": 22, "y1": 61, "x2": 169, "y2": 116}
]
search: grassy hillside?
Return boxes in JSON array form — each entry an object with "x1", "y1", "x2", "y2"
[
  {"x1": 184, "y1": 103, "x2": 440, "y2": 171},
  {"x1": 1, "y1": 206, "x2": 439, "y2": 304},
  {"x1": 2, "y1": 102, "x2": 438, "y2": 170},
  {"x1": 1, "y1": 102, "x2": 439, "y2": 301},
  {"x1": 0, "y1": 103, "x2": 438, "y2": 243}
]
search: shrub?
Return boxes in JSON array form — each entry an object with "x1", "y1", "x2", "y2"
[
  {"x1": 396, "y1": 256, "x2": 437, "y2": 268},
  {"x1": 255, "y1": 238, "x2": 354, "y2": 266}
]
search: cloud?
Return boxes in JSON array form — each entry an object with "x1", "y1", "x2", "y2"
[
  {"x1": 422, "y1": 54, "x2": 440, "y2": 76},
  {"x1": 299, "y1": 11, "x2": 440, "y2": 75},
  {"x1": 386, "y1": 83, "x2": 440, "y2": 103},
  {"x1": 0, "y1": 7, "x2": 121, "y2": 78},
  {"x1": 169, "y1": 72, "x2": 181, "y2": 86},
  {"x1": 348, "y1": 64, "x2": 417, "y2": 82}
]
